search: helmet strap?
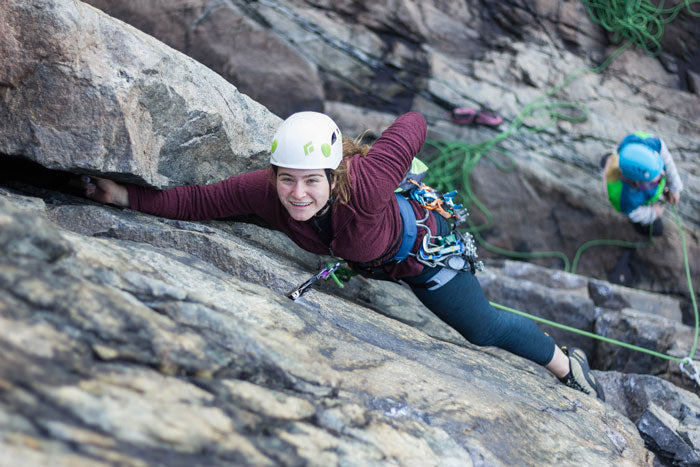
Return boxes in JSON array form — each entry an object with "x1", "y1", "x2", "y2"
[
  {"x1": 315, "y1": 169, "x2": 334, "y2": 218},
  {"x1": 325, "y1": 168, "x2": 335, "y2": 203},
  {"x1": 620, "y1": 171, "x2": 664, "y2": 190}
]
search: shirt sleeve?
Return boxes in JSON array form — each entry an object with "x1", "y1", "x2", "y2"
[
  {"x1": 127, "y1": 169, "x2": 274, "y2": 221},
  {"x1": 350, "y1": 112, "x2": 427, "y2": 213},
  {"x1": 627, "y1": 205, "x2": 657, "y2": 224},
  {"x1": 659, "y1": 140, "x2": 683, "y2": 192}
]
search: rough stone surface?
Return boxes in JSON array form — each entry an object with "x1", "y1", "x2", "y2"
[
  {"x1": 0, "y1": 188, "x2": 656, "y2": 465},
  {"x1": 637, "y1": 405, "x2": 700, "y2": 465},
  {"x1": 1, "y1": 0, "x2": 700, "y2": 464},
  {"x1": 0, "y1": 0, "x2": 279, "y2": 188}
]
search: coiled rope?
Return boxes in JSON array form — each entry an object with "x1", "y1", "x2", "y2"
[{"x1": 581, "y1": 0, "x2": 699, "y2": 54}]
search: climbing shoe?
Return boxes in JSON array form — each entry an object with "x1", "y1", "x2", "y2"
[{"x1": 558, "y1": 347, "x2": 605, "y2": 402}]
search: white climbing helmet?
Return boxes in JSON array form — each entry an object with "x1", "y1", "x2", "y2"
[{"x1": 270, "y1": 112, "x2": 343, "y2": 170}]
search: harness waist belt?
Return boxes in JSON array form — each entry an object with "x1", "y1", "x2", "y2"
[{"x1": 391, "y1": 193, "x2": 417, "y2": 262}]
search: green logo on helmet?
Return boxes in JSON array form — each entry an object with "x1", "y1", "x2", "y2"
[
  {"x1": 271, "y1": 139, "x2": 278, "y2": 153},
  {"x1": 321, "y1": 143, "x2": 331, "y2": 157},
  {"x1": 303, "y1": 142, "x2": 314, "y2": 155}
]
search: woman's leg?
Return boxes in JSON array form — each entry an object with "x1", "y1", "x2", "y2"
[
  {"x1": 409, "y1": 269, "x2": 605, "y2": 400},
  {"x1": 546, "y1": 346, "x2": 570, "y2": 377},
  {"x1": 409, "y1": 269, "x2": 556, "y2": 366}
]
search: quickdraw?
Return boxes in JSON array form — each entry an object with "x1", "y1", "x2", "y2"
[
  {"x1": 405, "y1": 179, "x2": 484, "y2": 274},
  {"x1": 680, "y1": 358, "x2": 700, "y2": 386},
  {"x1": 287, "y1": 262, "x2": 342, "y2": 301},
  {"x1": 417, "y1": 229, "x2": 483, "y2": 273},
  {"x1": 407, "y1": 179, "x2": 468, "y2": 223}
]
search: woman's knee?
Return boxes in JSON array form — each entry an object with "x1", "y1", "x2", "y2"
[{"x1": 459, "y1": 320, "x2": 508, "y2": 347}]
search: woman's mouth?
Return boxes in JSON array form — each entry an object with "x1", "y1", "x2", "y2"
[{"x1": 290, "y1": 201, "x2": 312, "y2": 207}]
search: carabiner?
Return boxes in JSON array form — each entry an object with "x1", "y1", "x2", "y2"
[{"x1": 680, "y1": 357, "x2": 700, "y2": 386}]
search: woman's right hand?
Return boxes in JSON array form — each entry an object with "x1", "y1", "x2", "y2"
[
  {"x1": 664, "y1": 190, "x2": 680, "y2": 205},
  {"x1": 653, "y1": 204, "x2": 665, "y2": 218},
  {"x1": 82, "y1": 176, "x2": 129, "y2": 207}
]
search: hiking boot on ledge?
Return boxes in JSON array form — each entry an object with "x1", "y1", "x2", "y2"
[{"x1": 558, "y1": 347, "x2": 606, "y2": 401}]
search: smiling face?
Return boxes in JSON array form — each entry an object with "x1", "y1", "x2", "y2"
[{"x1": 275, "y1": 168, "x2": 334, "y2": 221}]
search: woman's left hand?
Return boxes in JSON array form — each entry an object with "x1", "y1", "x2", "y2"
[
  {"x1": 664, "y1": 190, "x2": 680, "y2": 205},
  {"x1": 82, "y1": 176, "x2": 130, "y2": 207}
]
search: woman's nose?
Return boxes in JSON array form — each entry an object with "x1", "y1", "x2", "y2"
[{"x1": 291, "y1": 182, "x2": 306, "y2": 198}]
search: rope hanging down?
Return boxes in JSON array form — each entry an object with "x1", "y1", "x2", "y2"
[
  {"x1": 491, "y1": 207, "x2": 698, "y2": 382},
  {"x1": 419, "y1": 0, "x2": 699, "y2": 375}
]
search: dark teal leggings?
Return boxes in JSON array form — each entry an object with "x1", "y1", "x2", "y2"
[{"x1": 406, "y1": 268, "x2": 556, "y2": 366}]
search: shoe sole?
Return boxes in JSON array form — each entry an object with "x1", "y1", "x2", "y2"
[{"x1": 570, "y1": 347, "x2": 605, "y2": 401}]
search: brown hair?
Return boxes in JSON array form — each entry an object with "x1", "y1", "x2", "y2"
[{"x1": 330, "y1": 135, "x2": 371, "y2": 207}]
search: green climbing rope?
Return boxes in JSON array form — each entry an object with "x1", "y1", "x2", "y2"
[
  {"x1": 581, "y1": 0, "x2": 700, "y2": 54},
  {"x1": 490, "y1": 301, "x2": 685, "y2": 362},
  {"x1": 491, "y1": 205, "x2": 698, "y2": 364},
  {"x1": 419, "y1": 0, "x2": 700, "y2": 364},
  {"x1": 570, "y1": 223, "x2": 655, "y2": 274},
  {"x1": 673, "y1": 205, "x2": 699, "y2": 360}
]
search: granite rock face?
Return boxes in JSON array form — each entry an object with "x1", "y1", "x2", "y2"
[
  {"x1": 2, "y1": 0, "x2": 700, "y2": 464},
  {"x1": 0, "y1": 0, "x2": 279, "y2": 188},
  {"x1": 0, "y1": 181, "x2": 659, "y2": 466}
]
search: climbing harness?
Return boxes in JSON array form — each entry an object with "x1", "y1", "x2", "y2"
[
  {"x1": 344, "y1": 158, "x2": 483, "y2": 280},
  {"x1": 287, "y1": 262, "x2": 342, "y2": 301},
  {"x1": 406, "y1": 180, "x2": 483, "y2": 274},
  {"x1": 383, "y1": 178, "x2": 483, "y2": 275}
]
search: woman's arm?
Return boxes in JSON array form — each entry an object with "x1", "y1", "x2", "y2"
[
  {"x1": 351, "y1": 112, "x2": 427, "y2": 211},
  {"x1": 85, "y1": 169, "x2": 273, "y2": 221},
  {"x1": 660, "y1": 140, "x2": 683, "y2": 193},
  {"x1": 628, "y1": 204, "x2": 662, "y2": 225},
  {"x1": 659, "y1": 140, "x2": 682, "y2": 205}
]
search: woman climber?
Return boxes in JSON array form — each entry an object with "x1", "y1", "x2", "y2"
[
  {"x1": 602, "y1": 131, "x2": 684, "y2": 237},
  {"x1": 84, "y1": 111, "x2": 605, "y2": 401}
]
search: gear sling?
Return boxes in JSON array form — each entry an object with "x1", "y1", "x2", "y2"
[{"x1": 349, "y1": 159, "x2": 483, "y2": 282}]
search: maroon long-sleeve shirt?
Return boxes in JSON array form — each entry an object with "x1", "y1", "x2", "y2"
[{"x1": 127, "y1": 112, "x2": 435, "y2": 278}]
